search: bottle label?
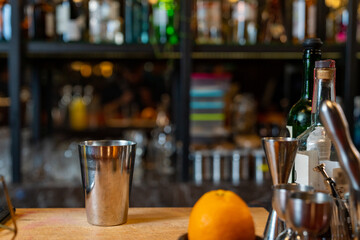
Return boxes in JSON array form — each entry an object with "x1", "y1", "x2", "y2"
[
  {"x1": 333, "y1": 167, "x2": 349, "y2": 196},
  {"x1": 295, "y1": 151, "x2": 326, "y2": 191},
  {"x1": 307, "y1": 5, "x2": 316, "y2": 37},
  {"x1": 233, "y1": 2, "x2": 246, "y2": 22},
  {"x1": 286, "y1": 125, "x2": 293, "y2": 138},
  {"x1": 306, "y1": 126, "x2": 331, "y2": 161},
  {"x1": 208, "y1": 2, "x2": 221, "y2": 29},
  {"x1": 56, "y1": 4, "x2": 70, "y2": 35},
  {"x1": 45, "y1": 12, "x2": 55, "y2": 38},
  {"x1": 3, "y1": 4, "x2": 11, "y2": 41},
  {"x1": 153, "y1": 8, "x2": 168, "y2": 26},
  {"x1": 109, "y1": 1, "x2": 120, "y2": 20},
  {"x1": 65, "y1": 20, "x2": 81, "y2": 42},
  {"x1": 292, "y1": 0, "x2": 305, "y2": 41},
  {"x1": 89, "y1": 1, "x2": 102, "y2": 42}
]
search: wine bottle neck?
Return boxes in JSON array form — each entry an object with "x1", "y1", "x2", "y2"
[
  {"x1": 311, "y1": 69, "x2": 336, "y2": 125},
  {"x1": 302, "y1": 49, "x2": 321, "y2": 100}
]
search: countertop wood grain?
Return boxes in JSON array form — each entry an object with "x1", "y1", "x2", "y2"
[{"x1": 0, "y1": 208, "x2": 268, "y2": 239}]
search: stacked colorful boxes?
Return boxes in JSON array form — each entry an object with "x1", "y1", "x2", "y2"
[{"x1": 190, "y1": 73, "x2": 231, "y2": 140}]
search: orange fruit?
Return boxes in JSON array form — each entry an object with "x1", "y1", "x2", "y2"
[{"x1": 188, "y1": 189, "x2": 255, "y2": 240}]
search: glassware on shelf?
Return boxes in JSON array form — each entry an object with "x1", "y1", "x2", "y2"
[
  {"x1": 147, "y1": 94, "x2": 176, "y2": 178},
  {"x1": 230, "y1": 0, "x2": 258, "y2": 45},
  {"x1": 88, "y1": 0, "x2": 101, "y2": 43},
  {"x1": 231, "y1": 93, "x2": 257, "y2": 135},
  {"x1": 103, "y1": 0, "x2": 123, "y2": 44},
  {"x1": 258, "y1": 0, "x2": 287, "y2": 44},
  {"x1": 0, "y1": 0, "x2": 11, "y2": 41},
  {"x1": 56, "y1": 0, "x2": 86, "y2": 42},
  {"x1": 292, "y1": 0, "x2": 317, "y2": 44},
  {"x1": 325, "y1": 0, "x2": 348, "y2": 43},
  {"x1": 55, "y1": 0, "x2": 69, "y2": 41},
  {"x1": 26, "y1": 0, "x2": 56, "y2": 40},
  {"x1": 123, "y1": 129, "x2": 147, "y2": 186},
  {"x1": 89, "y1": 0, "x2": 123, "y2": 44},
  {"x1": 150, "y1": 0, "x2": 179, "y2": 45},
  {"x1": 195, "y1": 0, "x2": 222, "y2": 44}
]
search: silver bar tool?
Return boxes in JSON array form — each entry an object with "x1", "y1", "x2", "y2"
[{"x1": 320, "y1": 100, "x2": 360, "y2": 239}]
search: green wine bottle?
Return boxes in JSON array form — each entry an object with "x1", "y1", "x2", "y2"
[
  {"x1": 286, "y1": 38, "x2": 322, "y2": 183},
  {"x1": 286, "y1": 38, "x2": 323, "y2": 138}
]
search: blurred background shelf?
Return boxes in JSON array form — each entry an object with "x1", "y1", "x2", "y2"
[{"x1": 0, "y1": 0, "x2": 358, "y2": 207}]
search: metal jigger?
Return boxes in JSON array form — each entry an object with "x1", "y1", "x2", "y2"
[{"x1": 262, "y1": 137, "x2": 299, "y2": 240}]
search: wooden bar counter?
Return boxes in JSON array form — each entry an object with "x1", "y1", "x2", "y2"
[{"x1": 0, "y1": 208, "x2": 268, "y2": 239}]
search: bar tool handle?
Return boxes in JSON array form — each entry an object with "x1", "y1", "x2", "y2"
[{"x1": 319, "y1": 100, "x2": 360, "y2": 191}]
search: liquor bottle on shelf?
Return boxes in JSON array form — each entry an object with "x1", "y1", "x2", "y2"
[
  {"x1": 151, "y1": 0, "x2": 179, "y2": 45},
  {"x1": 55, "y1": 0, "x2": 70, "y2": 41},
  {"x1": 292, "y1": 0, "x2": 317, "y2": 44},
  {"x1": 0, "y1": 0, "x2": 11, "y2": 41},
  {"x1": 258, "y1": 0, "x2": 287, "y2": 44},
  {"x1": 230, "y1": 0, "x2": 258, "y2": 45},
  {"x1": 295, "y1": 59, "x2": 341, "y2": 191},
  {"x1": 195, "y1": 0, "x2": 222, "y2": 44},
  {"x1": 69, "y1": 85, "x2": 87, "y2": 131},
  {"x1": 89, "y1": 0, "x2": 123, "y2": 44},
  {"x1": 88, "y1": 0, "x2": 101, "y2": 43},
  {"x1": 66, "y1": 0, "x2": 86, "y2": 42},
  {"x1": 140, "y1": 0, "x2": 150, "y2": 44},
  {"x1": 103, "y1": 0, "x2": 123, "y2": 44},
  {"x1": 325, "y1": 0, "x2": 348, "y2": 43},
  {"x1": 125, "y1": 0, "x2": 148, "y2": 44},
  {"x1": 221, "y1": 0, "x2": 232, "y2": 44},
  {"x1": 27, "y1": 0, "x2": 55, "y2": 40}
]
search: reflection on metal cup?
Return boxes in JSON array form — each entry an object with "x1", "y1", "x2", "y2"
[{"x1": 78, "y1": 140, "x2": 136, "y2": 226}]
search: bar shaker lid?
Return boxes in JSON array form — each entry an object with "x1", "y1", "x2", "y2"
[{"x1": 303, "y1": 38, "x2": 323, "y2": 49}]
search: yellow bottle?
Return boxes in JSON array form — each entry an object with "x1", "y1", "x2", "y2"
[{"x1": 69, "y1": 85, "x2": 87, "y2": 131}]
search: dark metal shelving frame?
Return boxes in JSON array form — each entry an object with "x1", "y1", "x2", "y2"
[
  {"x1": 6, "y1": 0, "x2": 359, "y2": 183},
  {"x1": 0, "y1": 42, "x2": 9, "y2": 54},
  {"x1": 9, "y1": 0, "x2": 23, "y2": 183}
]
